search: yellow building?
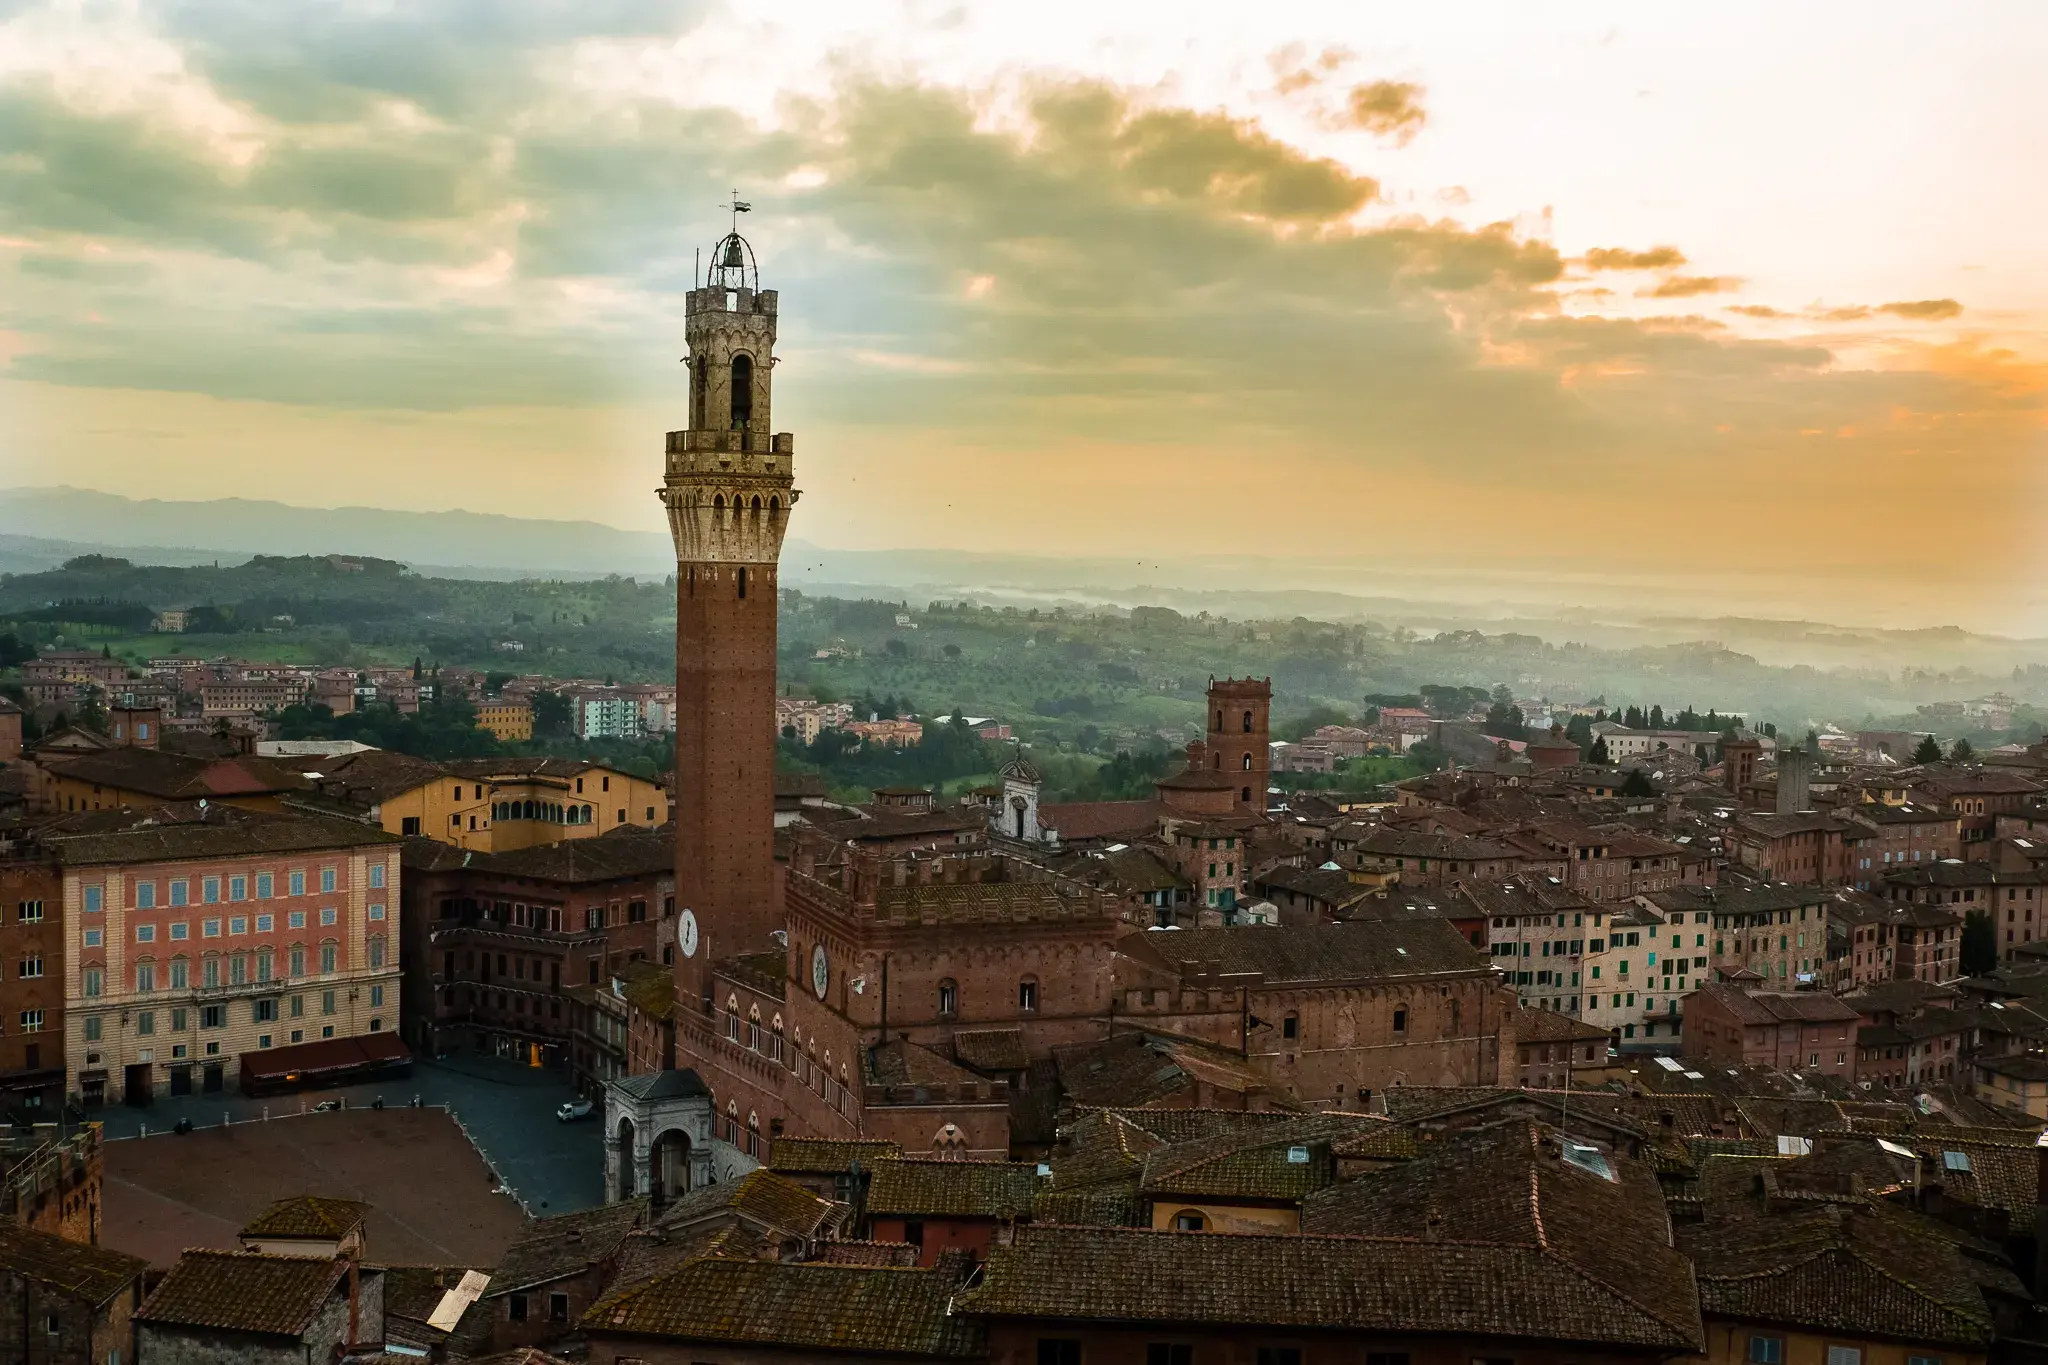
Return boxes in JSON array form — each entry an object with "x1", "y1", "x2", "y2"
[
  {"x1": 475, "y1": 700, "x2": 534, "y2": 742},
  {"x1": 34, "y1": 745, "x2": 306, "y2": 816},
  {"x1": 299, "y1": 751, "x2": 669, "y2": 853},
  {"x1": 1972, "y1": 1053, "x2": 2048, "y2": 1119}
]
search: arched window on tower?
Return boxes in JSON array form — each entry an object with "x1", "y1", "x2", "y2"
[
  {"x1": 730, "y1": 353, "x2": 753, "y2": 430},
  {"x1": 1243, "y1": 710, "x2": 1254, "y2": 733},
  {"x1": 1242, "y1": 754, "x2": 1253, "y2": 770}
]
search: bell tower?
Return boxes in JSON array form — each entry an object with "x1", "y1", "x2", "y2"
[{"x1": 660, "y1": 223, "x2": 798, "y2": 1003}]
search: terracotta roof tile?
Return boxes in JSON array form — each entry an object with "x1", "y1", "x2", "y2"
[
  {"x1": 655, "y1": 1169, "x2": 840, "y2": 1242},
  {"x1": 1130, "y1": 921, "x2": 1487, "y2": 983},
  {"x1": 769, "y1": 1137, "x2": 902, "y2": 1175},
  {"x1": 0, "y1": 1222, "x2": 144, "y2": 1307},
  {"x1": 866, "y1": 1159, "x2": 1041, "y2": 1219},
  {"x1": 241, "y1": 1195, "x2": 370, "y2": 1240},
  {"x1": 952, "y1": 1028, "x2": 1030, "y2": 1074},
  {"x1": 586, "y1": 1259, "x2": 982, "y2": 1356},
  {"x1": 1682, "y1": 1201, "x2": 1996, "y2": 1346},
  {"x1": 489, "y1": 1200, "x2": 647, "y2": 1297},
  {"x1": 959, "y1": 1221, "x2": 1700, "y2": 1348},
  {"x1": 1301, "y1": 1119, "x2": 1700, "y2": 1347},
  {"x1": 135, "y1": 1249, "x2": 347, "y2": 1338},
  {"x1": 46, "y1": 808, "x2": 397, "y2": 866}
]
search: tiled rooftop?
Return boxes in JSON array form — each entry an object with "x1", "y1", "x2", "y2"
[{"x1": 135, "y1": 1249, "x2": 347, "y2": 1338}]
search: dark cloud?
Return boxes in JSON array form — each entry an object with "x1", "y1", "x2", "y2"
[
  {"x1": 1881, "y1": 297, "x2": 1963, "y2": 320},
  {"x1": 1643, "y1": 274, "x2": 1740, "y2": 298},
  {"x1": 161, "y1": 0, "x2": 707, "y2": 123},
  {"x1": 1338, "y1": 80, "x2": 1427, "y2": 143},
  {"x1": 1583, "y1": 245, "x2": 1686, "y2": 271},
  {"x1": 0, "y1": 8, "x2": 2028, "y2": 514}
]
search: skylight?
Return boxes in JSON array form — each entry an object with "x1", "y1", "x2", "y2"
[{"x1": 1559, "y1": 1141, "x2": 1615, "y2": 1182}]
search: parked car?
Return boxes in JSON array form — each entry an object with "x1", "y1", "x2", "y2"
[{"x1": 556, "y1": 1099, "x2": 595, "y2": 1123}]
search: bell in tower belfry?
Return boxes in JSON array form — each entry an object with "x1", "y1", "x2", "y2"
[{"x1": 658, "y1": 214, "x2": 801, "y2": 976}]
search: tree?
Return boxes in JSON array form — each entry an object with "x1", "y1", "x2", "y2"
[
  {"x1": 1409, "y1": 739, "x2": 1449, "y2": 772},
  {"x1": 1623, "y1": 706, "x2": 1645, "y2": 729},
  {"x1": 1648, "y1": 704, "x2": 1666, "y2": 729},
  {"x1": 1483, "y1": 701, "x2": 1527, "y2": 741},
  {"x1": 1621, "y1": 769, "x2": 1657, "y2": 798},
  {"x1": 885, "y1": 637, "x2": 910, "y2": 658},
  {"x1": 1951, "y1": 738, "x2": 1975, "y2": 762},
  {"x1": 1912, "y1": 734, "x2": 1943, "y2": 764},
  {"x1": 1588, "y1": 736, "x2": 1611, "y2": 765},
  {"x1": 532, "y1": 690, "x2": 574, "y2": 739},
  {"x1": 1564, "y1": 714, "x2": 1594, "y2": 753},
  {"x1": 942, "y1": 643, "x2": 961, "y2": 659},
  {"x1": 1961, "y1": 909, "x2": 1998, "y2": 976},
  {"x1": 73, "y1": 688, "x2": 109, "y2": 735}
]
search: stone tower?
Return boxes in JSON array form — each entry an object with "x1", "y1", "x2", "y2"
[
  {"x1": 660, "y1": 227, "x2": 797, "y2": 1006},
  {"x1": 1206, "y1": 676, "x2": 1272, "y2": 810}
]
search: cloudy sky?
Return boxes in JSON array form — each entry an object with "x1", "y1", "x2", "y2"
[{"x1": 2, "y1": 1, "x2": 2044, "y2": 627}]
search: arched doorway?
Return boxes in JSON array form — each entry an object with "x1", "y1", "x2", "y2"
[
  {"x1": 649, "y1": 1128, "x2": 692, "y2": 1201},
  {"x1": 614, "y1": 1115, "x2": 637, "y2": 1201}
]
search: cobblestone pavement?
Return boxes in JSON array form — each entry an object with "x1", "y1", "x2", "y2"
[{"x1": 92, "y1": 1053, "x2": 605, "y2": 1215}]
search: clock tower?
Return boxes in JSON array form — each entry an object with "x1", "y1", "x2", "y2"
[{"x1": 661, "y1": 225, "x2": 797, "y2": 1009}]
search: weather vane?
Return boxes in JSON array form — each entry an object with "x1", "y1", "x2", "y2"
[{"x1": 720, "y1": 189, "x2": 752, "y2": 239}]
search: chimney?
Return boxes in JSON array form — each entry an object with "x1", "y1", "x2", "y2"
[{"x1": 346, "y1": 1253, "x2": 360, "y2": 1350}]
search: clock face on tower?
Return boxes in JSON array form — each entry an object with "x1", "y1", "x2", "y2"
[
  {"x1": 811, "y1": 944, "x2": 829, "y2": 999},
  {"x1": 678, "y1": 909, "x2": 698, "y2": 959}
]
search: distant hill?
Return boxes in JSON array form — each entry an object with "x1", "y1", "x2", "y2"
[{"x1": 0, "y1": 487, "x2": 674, "y2": 579}]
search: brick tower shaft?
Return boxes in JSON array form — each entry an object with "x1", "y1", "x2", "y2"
[
  {"x1": 659, "y1": 231, "x2": 797, "y2": 1009},
  {"x1": 1207, "y1": 676, "x2": 1272, "y2": 811}
]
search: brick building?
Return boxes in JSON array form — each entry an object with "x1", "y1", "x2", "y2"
[
  {"x1": 667, "y1": 831, "x2": 1124, "y2": 1163},
  {"x1": 401, "y1": 827, "x2": 676, "y2": 1063},
  {"x1": 1680, "y1": 984, "x2": 1859, "y2": 1078},
  {"x1": 43, "y1": 807, "x2": 401, "y2": 1104},
  {"x1": 0, "y1": 1220, "x2": 146, "y2": 1365},
  {"x1": 1513, "y1": 1007, "x2": 1613, "y2": 1088},
  {"x1": 134, "y1": 1247, "x2": 384, "y2": 1363},
  {"x1": 0, "y1": 853, "x2": 66, "y2": 1108},
  {"x1": 1505, "y1": 821, "x2": 1698, "y2": 901},
  {"x1": 1196, "y1": 676, "x2": 1271, "y2": 809},
  {"x1": 1848, "y1": 802, "x2": 1963, "y2": 885},
  {"x1": 1115, "y1": 920, "x2": 1513, "y2": 1107},
  {"x1": 1724, "y1": 812, "x2": 1850, "y2": 884}
]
